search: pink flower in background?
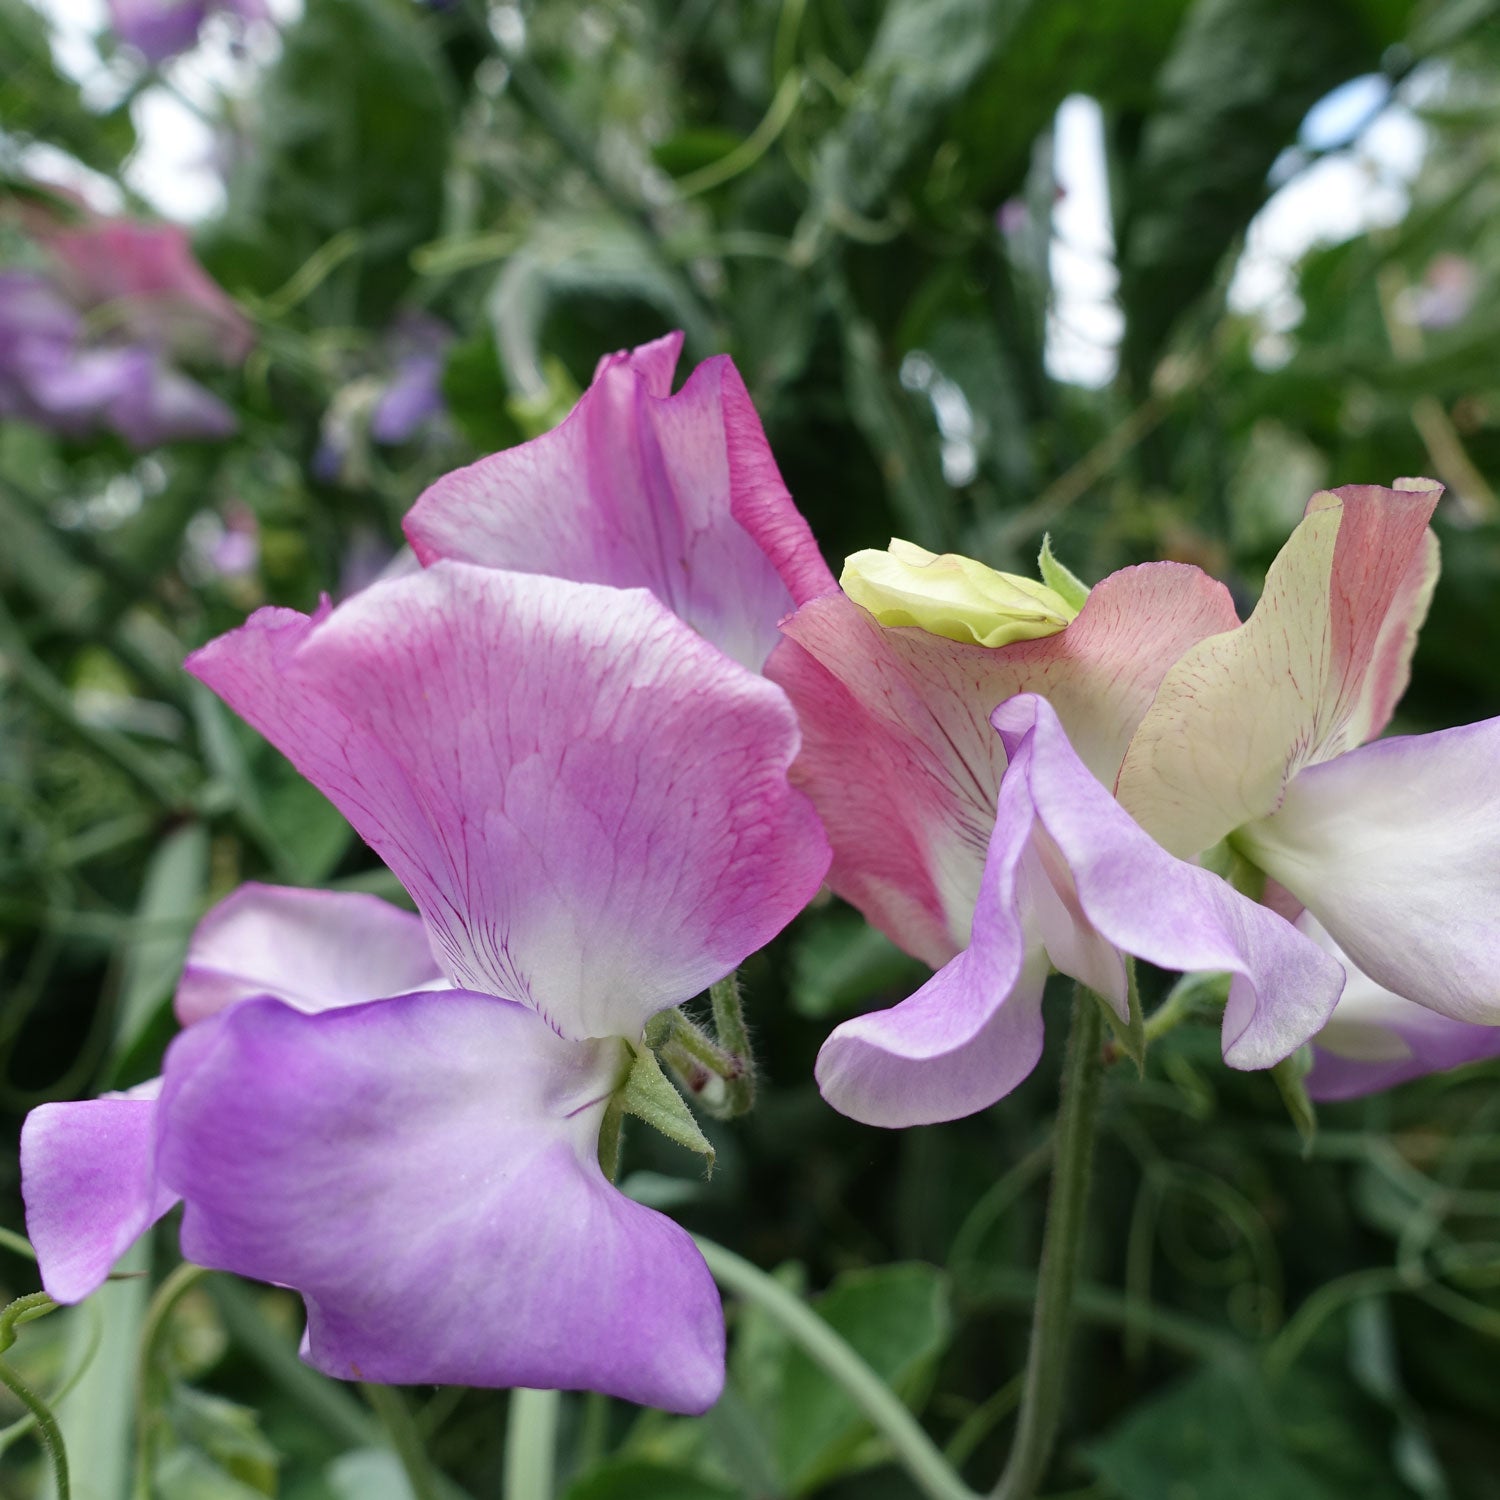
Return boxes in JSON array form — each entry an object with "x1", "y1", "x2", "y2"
[
  {"x1": 405, "y1": 331, "x2": 836, "y2": 672},
  {"x1": 1117, "y1": 480, "x2": 1500, "y2": 1040},
  {"x1": 27, "y1": 563, "x2": 829, "y2": 1409},
  {"x1": 107, "y1": 0, "x2": 270, "y2": 64}
]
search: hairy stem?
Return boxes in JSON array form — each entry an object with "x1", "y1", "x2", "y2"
[{"x1": 993, "y1": 988, "x2": 1105, "y2": 1500}]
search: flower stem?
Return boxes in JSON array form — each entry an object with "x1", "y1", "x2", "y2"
[
  {"x1": 993, "y1": 987, "x2": 1105, "y2": 1500},
  {"x1": 362, "y1": 1384, "x2": 441, "y2": 1500},
  {"x1": 694, "y1": 1237, "x2": 980, "y2": 1500},
  {"x1": 0, "y1": 1292, "x2": 68, "y2": 1500},
  {"x1": 503, "y1": 1387, "x2": 559, "y2": 1500}
]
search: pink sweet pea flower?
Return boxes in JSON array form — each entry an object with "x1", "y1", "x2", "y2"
[
  {"x1": 770, "y1": 558, "x2": 1345, "y2": 1125},
  {"x1": 45, "y1": 218, "x2": 253, "y2": 366},
  {"x1": 404, "y1": 331, "x2": 836, "y2": 672},
  {"x1": 26, "y1": 564, "x2": 829, "y2": 1411},
  {"x1": 1116, "y1": 479, "x2": 1500, "y2": 1037}
]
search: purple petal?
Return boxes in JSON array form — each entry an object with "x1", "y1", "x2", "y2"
[
  {"x1": 21, "y1": 1084, "x2": 177, "y2": 1303},
  {"x1": 999, "y1": 695, "x2": 1345, "y2": 1069},
  {"x1": 157, "y1": 992, "x2": 725, "y2": 1412},
  {"x1": 177, "y1": 883, "x2": 444, "y2": 1025},
  {"x1": 1239, "y1": 717, "x2": 1500, "y2": 1025},
  {"x1": 186, "y1": 564, "x2": 829, "y2": 1041},
  {"x1": 1297, "y1": 916, "x2": 1500, "y2": 1100},
  {"x1": 107, "y1": 0, "x2": 208, "y2": 61},
  {"x1": 404, "y1": 334, "x2": 834, "y2": 672},
  {"x1": 104, "y1": 351, "x2": 238, "y2": 448},
  {"x1": 370, "y1": 353, "x2": 445, "y2": 445}
]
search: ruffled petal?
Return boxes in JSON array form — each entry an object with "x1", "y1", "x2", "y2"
[
  {"x1": 1294, "y1": 915, "x2": 1500, "y2": 1100},
  {"x1": 1117, "y1": 481, "x2": 1442, "y2": 858},
  {"x1": 815, "y1": 764, "x2": 1049, "y2": 1128},
  {"x1": 177, "y1": 883, "x2": 444, "y2": 1025},
  {"x1": 156, "y1": 992, "x2": 724, "y2": 1413},
  {"x1": 769, "y1": 563, "x2": 1239, "y2": 965},
  {"x1": 21, "y1": 1083, "x2": 177, "y2": 1303},
  {"x1": 997, "y1": 696, "x2": 1345, "y2": 1069},
  {"x1": 186, "y1": 564, "x2": 829, "y2": 1041},
  {"x1": 1237, "y1": 718, "x2": 1500, "y2": 1025},
  {"x1": 404, "y1": 335, "x2": 833, "y2": 671}
]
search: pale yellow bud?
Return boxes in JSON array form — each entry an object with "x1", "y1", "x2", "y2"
[{"x1": 841, "y1": 539, "x2": 1079, "y2": 647}]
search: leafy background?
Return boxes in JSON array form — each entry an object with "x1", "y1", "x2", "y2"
[{"x1": 2, "y1": 0, "x2": 1500, "y2": 1496}]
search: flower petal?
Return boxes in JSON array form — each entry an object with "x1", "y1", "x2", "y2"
[
  {"x1": 404, "y1": 336, "x2": 833, "y2": 671},
  {"x1": 1294, "y1": 915, "x2": 1500, "y2": 1100},
  {"x1": 177, "y1": 883, "x2": 444, "y2": 1025},
  {"x1": 157, "y1": 992, "x2": 724, "y2": 1412},
  {"x1": 21, "y1": 1084, "x2": 176, "y2": 1303},
  {"x1": 815, "y1": 767, "x2": 1049, "y2": 1128},
  {"x1": 768, "y1": 562, "x2": 1239, "y2": 965},
  {"x1": 1236, "y1": 717, "x2": 1500, "y2": 1025},
  {"x1": 1117, "y1": 481, "x2": 1442, "y2": 857},
  {"x1": 186, "y1": 564, "x2": 829, "y2": 1040},
  {"x1": 996, "y1": 696, "x2": 1345, "y2": 1069}
]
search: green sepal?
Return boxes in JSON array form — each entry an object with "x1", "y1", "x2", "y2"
[
  {"x1": 1037, "y1": 534, "x2": 1091, "y2": 613},
  {"x1": 621, "y1": 1045, "x2": 716, "y2": 1174},
  {"x1": 1270, "y1": 1046, "x2": 1318, "y2": 1156},
  {"x1": 1093, "y1": 958, "x2": 1145, "y2": 1075}
]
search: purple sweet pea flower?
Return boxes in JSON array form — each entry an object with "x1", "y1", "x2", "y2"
[
  {"x1": 369, "y1": 312, "x2": 451, "y2": 446},
  {"x1": 108, "y1": 0, "x2": 270, "y2": 64},
  {"x1": 404, "y1": 331, "x2": 837, "y2": 672},
  {"x1": 814, "y1": 695, "x2": 1342, "y2": 1127},
  {"x1": 25, "y1": 564, "x2": 830, "y2": 1410}
]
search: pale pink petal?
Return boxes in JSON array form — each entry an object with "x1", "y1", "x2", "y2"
[
  {"x1": 176, "y1": 883, "x2": 444, "y2": 1025},
  {"x1": 404, "y1": 336, "x2": 833, "y2": 671},
  {"x1": 157, "y1": 992, "x2": 723, "y2": 1411},
  {"x1": 21, "y1": 1082, "x2": 176, "y2": 1303},
  {"x1": 1117, "y1": 481, "x2": 1442, "y2": 858},
  {"x1": 1236, "y1": 718, "x2": 1500, "y2": 1025},
  {"x1": 768, "y1": 563, "x2": 1239, "y2": 965},
  {"x1": 186, "y1": 565, "x2": 829, "y2": 1041}
]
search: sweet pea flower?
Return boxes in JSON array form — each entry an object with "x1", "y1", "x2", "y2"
[
  {"x1": 28, "y1": 563, "x2": 829, "y2": 1410},
  {"x1": 108, "y1": 0, "x2": 270, "y2": 64},
  {"x1": 769, "y1": 545, "x2": 1344, "y2": 1125},
  {"x1": 404, "y1": 331, "x2": 836, "y2": 672},
  {"x1": 22, "y1": 885, "x2": 446, "y2": 1304},
  {"x1": 1116, "y1": 480, "x2": 1500, "y2": 1037},
  {"x1": 1295, "y1": 913, "x2": 1500, "y2": 1100},
  {"x1": 369, "y1": 311, "x2": 452, "y2": 446}
]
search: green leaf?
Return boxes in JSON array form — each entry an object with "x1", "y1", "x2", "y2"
[
  {"x1": 162, "y1": 1386, "x2": 278, "y2": 1496},
  {"x1": 789, "y1": 909, "x2": 926, "y2": 1021},
  {"x1": 777, "y1": 1263, "x2": 952, "y2": 1493},
  {"x1": 328, "y1": 1448, "x2": 418, "y2": 1500},
  {"x1": 1037, "y1": 534, "x2": 1091, "y2": 611},
  {"x1": 563, "y1": 1459, "x2": 741, "y2": 1500}
]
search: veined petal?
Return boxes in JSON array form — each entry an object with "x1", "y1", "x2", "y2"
[
  {"x1": 997, "y1": 696, "x2": 1345, "y2": 1069},
  {"x1": 404, "y1": 335, "x2": 834, "y2": 672},
  {"x1": 1236, "y1": 717, "x2": 1500, "y2": 1025},
  {"x1": 187, "y1": 565, "x2": 829, "y2": 1041},
  {"x1": 156, "y1": 992, "x2": 724, "y2": 1413},
  {"x1": 177, "y1": 883, "x2": 444, "y2": 1025},
  {"x1": 22, "y1": 1082, "x2": 176, "y2": 1304},
  {"x1": 768, "y1": 563, "x2": 1238, "y2": 965},
  {"x1": 1294, "y1": 915, "x2": 1500, "y2": 1100},
  {"x1": 1117, "y1": 481, "x2": 1442, "y2": 857}
]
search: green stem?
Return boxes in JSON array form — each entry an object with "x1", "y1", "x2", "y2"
[
  {"x1": 993, "y1": 988, "x2": 1105, "y2": 1500},
  {"x1": 694, "y1": 1238, "x2": 979, "y2": 1500},
  {"x1": 503, "y1": 1387, "x2": 559, "y2": 1500},
  {"x1": 362, "y1": 1384, "x2": 441, "y2": 1500},
  {"x1": 0, "y1": 1292, "x2": 68, "y2": 1500},
  {"x1": 134, "y1": 1264, "x2": 210, "y2": 1500}
]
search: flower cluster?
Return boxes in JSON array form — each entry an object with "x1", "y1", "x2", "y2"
[
  {"x1": 0, "y1": 215, "x2": 248, "y2": 449},
  {"x1": 23, "y1": 333, "x2": 1500, "y2": 1414}
]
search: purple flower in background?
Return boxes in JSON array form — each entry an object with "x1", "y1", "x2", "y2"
[
  {"x1": 405, "y1": 331, "x2": 837, "y2": 672},
  {"x1": 369, "y1": 311, "x2": 452, "y2": 445},
  {"x1": 26, "y1": 564, "x2": 830, "y2": 1409},
  {"x1": 108, "y1": 0, "x2": 270, "y2": 64},
  {"x1": 0, "y1": 270, "x2": 236, "y2": 447}
]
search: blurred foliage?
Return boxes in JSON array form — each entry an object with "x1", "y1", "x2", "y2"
[{"x1": 3, "y1": 0, "x2": 1500, "y2": 1496}]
